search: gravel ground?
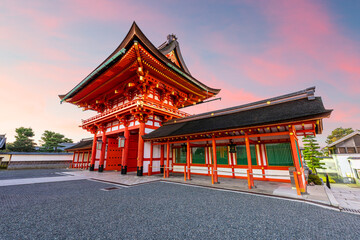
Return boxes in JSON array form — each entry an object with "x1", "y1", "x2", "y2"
[
  {"x1": 0, "y1": 179, "x2": 359, "y2": 240},
  {"x1": 0, "y1": 169, "x2": 72, "y2": 180}
]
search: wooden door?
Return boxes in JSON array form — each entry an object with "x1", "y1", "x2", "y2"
[
  {"x1": 127, "y1": 132, "x2": 139, "y2": 172},
  {"x1": 105, "y1": 138, "x2": 122, "y2": 171}
]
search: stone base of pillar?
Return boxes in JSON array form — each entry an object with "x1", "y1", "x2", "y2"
[
  {"x1": 137, "y1": 166, "x2": 143, "y2": 176},
  {"x1": 89, "y1": 164, "x2": 95, "y2": 171},
  {"x1": 98, "y1": 164, "x2": 104, "y2": 172},
  {"x1": 121, "y1": 165, "x2": 127, "y2": 174},
  {"x1": 160, "y1": 165, "x2": 164, "y2": 174}
]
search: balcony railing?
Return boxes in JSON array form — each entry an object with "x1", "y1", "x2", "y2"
[{"x1": 81, "y1": 99, "x2": 190, "y2": 125}]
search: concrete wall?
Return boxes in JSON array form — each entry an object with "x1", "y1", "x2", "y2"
[{"x1": 2, "y1": 152, "x2": 73, "y2": 169}]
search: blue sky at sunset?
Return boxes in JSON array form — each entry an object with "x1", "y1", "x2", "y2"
[{"x1": 1, "y1": 0, "x2": 359, "y2": 147}]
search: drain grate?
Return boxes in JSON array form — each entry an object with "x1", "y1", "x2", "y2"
[
  {"x1": 341, "y1": 208, "x2": 360, "y2": 214},
  {"x1": 101, "y1": 187, "x2": 121, "y2": 191}
]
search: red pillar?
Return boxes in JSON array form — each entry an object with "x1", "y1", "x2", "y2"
[
  {"x1": 258, "y1": 144, "x2": 266, "y2": 180},
  {"x1": 76, "y1": 151, "x2": 80, "y2": 169},
  {"x1": 186, "y1": 138, "x2": 191, "y2": 180},
  {"x1": 121, "y1": 125, "x2": 130, "y2": 174},
  {"x1": 212, "y1": 136, "x2": 219, "y2": 183},
  {"x1": 148, "y1": 141, "x2": 153, "y2": 176},
  {"x1": 71, "y1": 151, "x2": 75, "y2": 168},
  {"x1": 86, "y1": 150, "x2": 91, "y2": 169},
  {"x1": 160, "y1": 144, "x2": 165, "y2": 174},
  {"x1": 245, "y1": 133, "x2": 254, "y2": 188},
  {"x1": 289, "y1": 127, "x2": 306, "y2": 193},
  {"x1": 230, "y1": 150, "x2": 235, "y2": 178},
  {"x1": 137, "y1": 122, "x2": 145, "y2": 176},
  {"x1": 166, "y1": 142, "x2": 170, "y2": 178},
  {"x1": 81, "y1": 151, "x2": 85, "y2": 169},
  {"x1": 98, "y1": 130, "x2": 107, "y2": 172},
  {"x1": 89, "y1": 133, "x2": 97, "y2": 171}
]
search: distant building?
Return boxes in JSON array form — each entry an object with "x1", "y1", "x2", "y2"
[
  {"x1": 319, "y1": 131, "x2": 360, "y2": 183},
  {"x1": 65, "y1": 138, "x2": 93, "y2": 169}
]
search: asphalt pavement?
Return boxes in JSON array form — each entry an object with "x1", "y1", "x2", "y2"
[
  {"x1": 0, "y1": 176, "x2": 359, "y2": 239},
  {"x1": 0, "y1": 168, "x2": 72, "y2": 180}
]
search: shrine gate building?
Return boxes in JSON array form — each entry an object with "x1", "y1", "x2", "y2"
[{"x1": 60, "y1": 22, "x2": 332, "y2": 193}]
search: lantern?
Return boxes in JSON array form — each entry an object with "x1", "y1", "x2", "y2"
[
  {"x1": 118, "y1": 135, "x2": 126, "y2": 148},
  {"x1": 228, "y1": 140, "x2": 236, "y2": 153},
  {"x1": 96, "y1": 139, "x2": 102, "y2": 150},
  {"x1": 181, "y1": 143, "x2": 187, "y2": 153}
]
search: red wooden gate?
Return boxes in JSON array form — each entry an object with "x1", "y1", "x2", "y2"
[{"x1": 105, "y1": 138, "x2": 122, "y2": 171}]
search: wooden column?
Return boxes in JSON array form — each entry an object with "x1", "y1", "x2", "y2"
[
  {"x1": 89, "y1": 133, "x2": 98, "y2": 171},
  {"x1": 71, "y1": 152, "x2": 75, "y2": 168},
  {"x1": 166, "y1": 141, "x2": 170, "y2": 178},
  {"x1": 186, "y1": 138, "x2": 191, "y2": 180},
  {"x1": 86, "y1": 150, "x2": 91, "y2": 169},
  {"x1": 121, "y1": 124, "x2": 130, "y2": 174},
  {"x1": 81, "y1": 151, "x2": 85, "y2": 169},
  {"x1": 245, "y1": 133, "x2": 254, "y2": 188},
  {"x1": 137, "y1": 121, "x2": 145, "y2": 176},
  {"x1": 230, "y1": 150, "x2": 235, "y2": 178},
  {"x1": 98, "y1": 130, "x2": 107, "y2": 172},
  {"x1": 149, "y1": 141, "x2": 153, "y2": 176},
  {"x1": 206, "y1": 145, "x2": 210, "y2": 175},
  {"x1": 258, "y1": 144, "x2": 266, "y2": 180},
  {"x1": 211, "y1": 136, "x2": 219, "y2": 183},
  {"x1": 160, "y1": 144, "x2": 165, "y2": 173},
  {"x1": 289, "y1": 127, "x2": 306, "y2": 193},
  {"x1": 76, "y1": 151, "x2": 80, "y2": 169}
]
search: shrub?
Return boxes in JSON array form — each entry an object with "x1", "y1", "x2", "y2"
[
  {"x1": 321, "y1": 176, "x2": 336, "y2": 183},
  {"x1": 308, "y1": 174, "x2": 322, "y2": 185}
]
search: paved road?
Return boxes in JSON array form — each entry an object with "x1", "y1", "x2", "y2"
[
  {"x1": 331, "y1": 184, "x2": 360, "y2": 210},
  {"x1": 0, "y1": 178, "x2": 359, "y2": 239},
  {"x1": 0, "y1": 168, "x2": 72, "y2": 180}
]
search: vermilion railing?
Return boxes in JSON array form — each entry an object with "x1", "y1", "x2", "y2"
[{"x1": 81, "y1": 99, "x2": 190, "y2": 125}]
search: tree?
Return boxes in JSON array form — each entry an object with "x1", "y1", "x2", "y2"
[
  {"x1": 7, "y1": 127, "x2": 36, "y2": 152},
  {"x1": 40, "y1": 131, "x2": 73, "y2": 152},
  {"x1": 326, "y1": 127, "x2": 354, "y2": 144},
  {"x1": 303, "y1": 136, "x2": 325, "y2": 174}
]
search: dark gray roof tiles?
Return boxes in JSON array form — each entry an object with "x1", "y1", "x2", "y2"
[{"x1": 143, "y1": 97, "x2": 332, "y2": 140}]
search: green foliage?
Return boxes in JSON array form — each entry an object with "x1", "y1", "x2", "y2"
[
  {"x1": 302, "y1": 136, "x2": 324, "y2": 174},
  {"x1": 40, "y1": 130, "x2": 73, "y2": 152},
  {"x1": 308, "y1": 174, "x2": 322, "y2": 185},
  {"x1": 325, "y1": 127, "x2": 354, "y2": 144},
  {"x1": 321, "y1": 176, "x2": 336, "y2": 183},
  {"x1": 7, "y1": 127, "x2": 36, "y2": 152}
]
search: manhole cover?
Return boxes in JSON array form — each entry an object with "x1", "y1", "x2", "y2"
[{"x1": 101, "y1": 187, "x2": 121, "y2": 191}]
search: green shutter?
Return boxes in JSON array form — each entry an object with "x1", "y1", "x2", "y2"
[
  {"x1": 216, "y1": 146, "x2": 229, "y2": 165},
  {"x1": 265, "y1": 143, "x2": 294, "y2": 166},
  {"x1": 236, "y1": 145, "x2": 257, "y2": 165},
  {"x1": 192, "y1": 147, "x2": 206, "y2": 164},
  {"x1": 175, "y1": 148, "x2": 186, "y2": 164}
]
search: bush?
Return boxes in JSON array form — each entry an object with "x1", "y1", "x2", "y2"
[
  {"x1": 308, "y1": 174, "x2": 322, "y2": 185},
  {"x1": 321, "y1": 176, "x2": 336, "y2": 183}
]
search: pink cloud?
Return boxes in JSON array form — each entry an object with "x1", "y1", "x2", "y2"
[{"x1": 245, "y1": 0, "x2": 360, "y2": 94}]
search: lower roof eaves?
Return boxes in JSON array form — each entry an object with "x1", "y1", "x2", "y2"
[{"x1": 143, "y1": 97, "x2": 332, "y2": 140}]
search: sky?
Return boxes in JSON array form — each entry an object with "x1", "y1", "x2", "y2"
[{"x1": 1, "y1": 0, "x2": 359, "y2": 147}]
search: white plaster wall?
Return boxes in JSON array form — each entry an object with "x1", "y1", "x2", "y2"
[
  {"x1": 191, "y1": 166, "x2": 208, "y2": 174},
  {"x1": 10, "y1": 154, "x2": 73, "y2": 162},
  {"x1": 264, "y1": 170, "x2": 290, "y2": 180},
  {"x1": 145, "y1": 128, "x2": 154, "y2": 134},
  {"x1": 217, "y1": 167, "x2": 232, "y2": 176}
]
